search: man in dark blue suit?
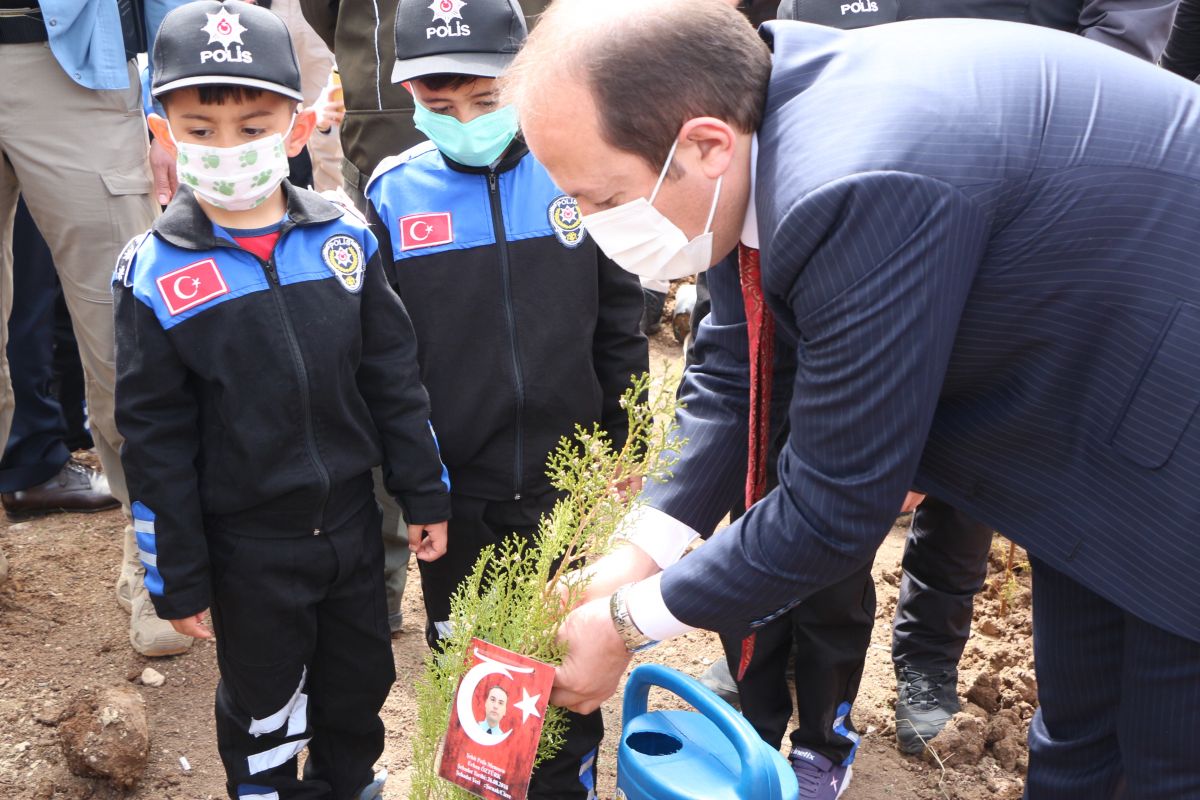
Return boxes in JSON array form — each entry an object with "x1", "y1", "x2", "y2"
[{"x1": 509, "y1": 1, "x2": 1200, "y2": 796}]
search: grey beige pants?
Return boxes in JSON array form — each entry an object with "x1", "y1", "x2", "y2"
[{"x1": 0, "y1": 44, "x2": 157, "y2": 505}]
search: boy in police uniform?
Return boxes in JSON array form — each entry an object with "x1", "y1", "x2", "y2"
[
  {"x1": 113, "y1": 3, "x2": 451, "y2": 798},
  {"x1": 365, "y1": 0, "x2": 647, "y2": 795}
]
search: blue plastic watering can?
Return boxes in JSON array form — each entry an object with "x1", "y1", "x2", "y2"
[{"x1": 616, "y1": 664, "x2": 800, "y2": 800}]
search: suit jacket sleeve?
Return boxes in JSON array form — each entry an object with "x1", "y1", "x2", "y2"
[
  {"x1": 1077, "y1": 0, "x2": 1177, "y2": 61},
  {"x1": 114, "y1": 268, "x2": 210, "y2": 621},
  {"x1": 658, "y1": 172, "x2": 989, "y2": 635},
  {"x1": 592, "y1": 251, "x2": 648, "y2": 450},
  {"x1": 356, "y1": 231, "x2": 452, "y2": 525}
]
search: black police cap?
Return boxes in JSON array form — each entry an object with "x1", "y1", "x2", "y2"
[
  {"x1": 776, "y1": 0, "x2": 899, "y2": 29},
  {"x1": 392, "y1": 0, "x2": 528, "y2": 84},
  {"x1": 152, "y1": 0, "x2": 303, "y2": 102}
]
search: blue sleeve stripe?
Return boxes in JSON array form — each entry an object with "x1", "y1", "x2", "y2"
[
  {"x1": 131, "y1": 500, "x2": 156, "y2": 522},
  {"x1": 136, "y1": 530, "x2": 157, "y2": 556},
  {"x1": 143, "y1": 565, "x2": 165, "y2": 596},
  {"x1": 428, "y1": 421, "x2": 451, "y2": 491}
]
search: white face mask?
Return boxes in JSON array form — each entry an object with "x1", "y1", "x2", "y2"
[
  {"x1": 171, "y1": 117, "x2": 295, "y2": 211},
  {"x1": 580, "y1": 137, "x2": 723, "y2": 281}
]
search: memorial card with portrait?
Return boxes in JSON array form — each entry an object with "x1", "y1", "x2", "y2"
[{"x1": 438, "y1": 639, "x2": 555, "y2": 800}]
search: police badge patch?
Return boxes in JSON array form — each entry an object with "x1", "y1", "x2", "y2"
[
  {"x1": 548, "y1": 195, "x2": 586, "y2": 249},
  {"x1": 322, "y1": 234, "x2": 365, "y2": 293}
]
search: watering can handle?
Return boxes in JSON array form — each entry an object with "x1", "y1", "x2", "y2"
[{"x1": 623, "y1": 664, "x2": 782, "y2": 798}]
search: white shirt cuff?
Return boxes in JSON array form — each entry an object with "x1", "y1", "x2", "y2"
[
  {"x1": 615, "y1": 505, "x2": 700, "y2": 570},
  {"x1": 626, "y1": 573, "x2": 695, "y2": 642}
]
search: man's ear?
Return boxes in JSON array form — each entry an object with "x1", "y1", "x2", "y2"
[
  {"x1": 286, "y1": 108, "x2": 317, "y2": 157},
  {"x1": 147, "y1": 113, "x2": 176, "y2": 157},
  {"x1": 680, "y1": 117, "x2": 737, "y2": 180}
]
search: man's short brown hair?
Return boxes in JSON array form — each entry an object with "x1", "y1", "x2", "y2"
[{"x1": 504, "y1": 0, "x2": 772, "y2": 169}]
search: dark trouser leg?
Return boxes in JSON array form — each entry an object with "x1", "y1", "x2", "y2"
[
  {"x1": 371, "y1": 468, "x2": 409, "y2": 634},
  {"x1": 416, "y1": 493, "x2": 492, "y2": 644},
  {"x1": 210, "y1": 495, "x2": 392, "y2": 800},
  {"x1": 528, "y1": 708, "x2": 604, "y2": 800},
  {"x1": 1026, "y1": 558, "x2": 1200, "y2": 799},
  {"x1": 304, "y1": 500, "x2": 396, "y2": 798},
  {"x1": 720, "y1": 562, "x2": 875, "y2": 765},
  {"x1": 1025, "y1": 557, "x2": 1123, "y2": 799},
  {"x1": 0, "y1": 198, "x2": 69, "y2": 492},
  {"x1": 51, "y1": 289, "x2": 91, "y2": 452},
  {"x1": 892, "y1": 496, "x2": 992, "y2": 671}
]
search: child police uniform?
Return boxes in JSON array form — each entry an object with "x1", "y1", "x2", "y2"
[
  {"x1": 366, "y1": 1, "x2": 647, "y2": 796},
  {"x1": 114, "y1": 4, "x2": 451, "y2": 798}
]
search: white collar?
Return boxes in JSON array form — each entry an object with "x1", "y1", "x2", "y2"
[{"x1": 740, "y1": 134, "x2": 759, "y2": 249}]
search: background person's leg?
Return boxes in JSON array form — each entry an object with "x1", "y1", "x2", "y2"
[
  {"x1": 0, "y1": 198, "x2": 71, "y2": 495},
  {"x1": 372, "y1": 468, "x2": 409, "y2": 635},
  {"x1": 7, "y1": 52, "x2": 173, "y2": 655},
  {"x1": 891, "y1": 496, "x2": 992, "y2": 751}
]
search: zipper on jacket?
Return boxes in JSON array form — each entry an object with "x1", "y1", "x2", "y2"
[
  {"x1": 255, "y1": 226, "x2": 332, "y2": 531},
  {"x1": 488, "y1": 170, "x2": 526, "y2": 500}
]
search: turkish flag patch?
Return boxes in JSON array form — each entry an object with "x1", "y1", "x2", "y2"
[
  {"x1": 399, "y1": 212, "x2": 454, "y2": 251},
  {"x1": 156, "y1": 258, "x2": 230, "y2": 316}
]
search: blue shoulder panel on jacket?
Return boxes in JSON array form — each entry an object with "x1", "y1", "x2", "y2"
[
  {"x1": 129, "y1": 235, "x2": 270, "y2": 330},
  {"x1": 367, "y1": 146, "x2": 497, "y2": 261}
]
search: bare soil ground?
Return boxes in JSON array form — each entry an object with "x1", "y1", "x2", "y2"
[{"x1": 0, "y1": 331, "x2": 1035, "y2": 800}]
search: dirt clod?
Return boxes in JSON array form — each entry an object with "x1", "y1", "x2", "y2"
[
  {"x1": 927, "y1": 713, "x2": 987, "y2": 767},
  {"x1": 58, "y1": 685, "x2": 150, "y2": 789},
  {"x1": 966, "y1": 672, "x2": 1003, "y2": 713}
]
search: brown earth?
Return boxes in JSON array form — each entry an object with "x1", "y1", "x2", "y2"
[{"x1": 0, "y1": 331, "x2": 1035, "y2": 799}]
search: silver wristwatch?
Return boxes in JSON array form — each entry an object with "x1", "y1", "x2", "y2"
[{"x1": 610, "y1": 584, "x2": 660, "y2": 653}]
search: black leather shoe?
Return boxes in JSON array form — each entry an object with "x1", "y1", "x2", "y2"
[{"x1": 1, "y1": 458, "x2": 119, "y2": 520}]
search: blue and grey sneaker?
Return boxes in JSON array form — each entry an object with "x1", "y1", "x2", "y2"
[
  {"x1": 358, "y1": 768, "x2": 387, "y2": 800},
  {"x1": 789, "y1": 748, "x2": 852, "y2": 800},
  {"x1": 894, "y1": 665, "x2": 960, "y2": 754}
]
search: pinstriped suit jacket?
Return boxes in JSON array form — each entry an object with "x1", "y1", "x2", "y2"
[{"x1": 648, "y1": 18, "x2": 1200, "y2": 643}]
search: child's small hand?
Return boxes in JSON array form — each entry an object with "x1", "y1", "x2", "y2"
[
  {"x1": 409, "y1": 521, "x2": 449, "y2": 562},
  {"x1": 170, "y1": 611, "x2": 214, "y2": 640}
]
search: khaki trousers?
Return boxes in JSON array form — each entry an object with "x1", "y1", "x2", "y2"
[
  {"x1": 0, "y1": 44, "x2": 158, "y2": 506},
  {"x1": 272, "y1": 0, "x2": 345, "y2": 193}
]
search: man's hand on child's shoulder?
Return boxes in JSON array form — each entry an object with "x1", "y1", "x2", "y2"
[
  {"x1": 409, "y1": 521, "x2": 449, "y2": 562},
  {"x1": 170, "y1": 610, "x2": 214, "y2": 640}
]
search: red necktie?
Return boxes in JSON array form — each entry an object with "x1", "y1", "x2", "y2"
[{"x1": 736, "y1": 242, "x2": 774, "y2": 681}]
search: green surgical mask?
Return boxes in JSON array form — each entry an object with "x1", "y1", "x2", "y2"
[{"x1": 413, "y1": 101, "x2": 519, "y2": 168}]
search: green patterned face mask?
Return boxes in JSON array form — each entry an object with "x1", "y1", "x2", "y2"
[{"x1": 171, "y1": 117, "x2": 294, "y2": 211}]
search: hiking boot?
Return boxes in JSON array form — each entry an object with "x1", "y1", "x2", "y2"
[
  {"x1": 130, "y1": 583, "x2": 193, "y2": 657},
  {"x1": 124, "y1": 534, "x2": 192, "y2": 658},
  {"x1": 697, "y1": 657, "x2": 740, "y2": 707},
  {"x1": 789, "y1": 748, "x2": 851, "y2": 800},
  {"x1": 358, "y1": 768, "x2": 387, "y2": 800},
  {"x1": 640, "y1": 288, "x2": 666, "y2": 335},
  {"x1": 116, "y1": 523, "x2": 140, "y2": 613},
  {"x1": 894, "y1": 665, "x2": 960, "y2": 754}
]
